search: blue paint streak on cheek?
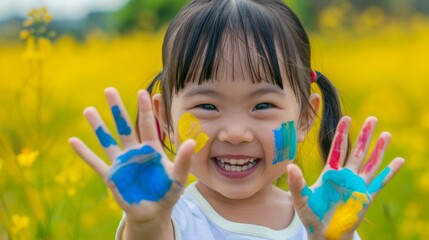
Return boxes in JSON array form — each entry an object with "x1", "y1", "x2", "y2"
[
  {"x1": 368, "y1": 167, "x2": 390, "y2": 194},
  {"x1": 272, "y1": 121, "x2": 297, "y2": 164},
  {"x1": 95, "y1": 126, "x2": 117, "y2": 147},
  {"x1": 108, "y1": 145, "x2": 172, "y2": 204},
  {"x1": 302, "y1": 169, "x2": 368, "y2": 220},
  {"x1": 112, "y1": 105, "x2": 132, "y2": 136},
  {"x1": 288, "y1": 121, "x2": 297, "y2": 159}
]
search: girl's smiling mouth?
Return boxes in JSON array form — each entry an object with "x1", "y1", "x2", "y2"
[{"x1": 212, "y1": 156, "x2": 261, "y2": 179}]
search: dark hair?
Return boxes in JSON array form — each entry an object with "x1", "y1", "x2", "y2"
[{"x1": 145, "y1": 0, "x2": 345, "y2": 167}]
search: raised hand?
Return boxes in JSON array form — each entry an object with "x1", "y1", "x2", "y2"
[
  {"x1": 69, "y1": 87, "x2": 195, "y2": 226},
  {"x1": 287, "y1": 116, "x2": 404, "y2": 240}
]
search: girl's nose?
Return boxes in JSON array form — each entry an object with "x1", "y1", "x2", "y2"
[{"x1": 217, "y1": 123, "x2": 254, "y2": 145}]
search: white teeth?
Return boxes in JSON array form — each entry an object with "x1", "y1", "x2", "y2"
[
  {"x1": 217, "y1": 158, "x2": 256, "y2": 165},
  {"x1": 215, "y1": 158, "x2": 258, "y2": 172}
]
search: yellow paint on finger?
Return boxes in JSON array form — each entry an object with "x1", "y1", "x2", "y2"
[
  {"x1": 178, "y1": 113, "x2": 209, "y2": 153},
  {"x1": 326, "y1": 192, "x2": 369, "y2": 240}
]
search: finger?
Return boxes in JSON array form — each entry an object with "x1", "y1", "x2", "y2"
[
  {"x1": 347, "y1": 117, "x2": 377, "y2": 172},
  {"x1": 137, "y1": 90, "x2": 160, "y2": 142},
  {"x1": 153, "y1": 140, "x2": 196, "y2": 207},
  {"x1": 360, "y1": 132, "x2": 391, "y2": 180},
  {"x1": 105, "y1": 87, "x2": 139, "y2": 149},
  {"x1": 325, "y1": 116, "x2": 351, "y2": 171},
  {"x1": 69, "y1": 137, "x2": 109, "y2": 180},
  {"x1": 368, "y1": 157, "x2": 405, "y2": 198},
  {"x1": 287, "y1": 164, "x2": 308, "y2": 211},
  {"x1": 84, "y1": 107, "x2": 121, "y2": 161},
  {"x1": 287, "y1": 164, "x2": 323, "y2": 233},
  {"x1": 171, "y1": 139, "x2": 196, "y2": 185}
]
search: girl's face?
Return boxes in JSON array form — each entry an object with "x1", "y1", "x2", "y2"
[{"x1": 155, "y1": 60, "x2": 317, "y2": 200}]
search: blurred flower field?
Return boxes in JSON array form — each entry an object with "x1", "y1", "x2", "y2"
[{"x1": 1, "y1": 6, "x2": 429, "y2": 240}]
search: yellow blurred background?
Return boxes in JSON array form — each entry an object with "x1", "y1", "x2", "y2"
[{"x1": 0, "y1": 2, "x2": 428, "y2": 240}]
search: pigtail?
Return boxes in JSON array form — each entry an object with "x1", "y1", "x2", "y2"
[
  {"x1": 136, "y1": 72, "x2": 164, "y2": 143},
  {"x1": 314, "y1": 71, "x2": 349, "y2": 163}
]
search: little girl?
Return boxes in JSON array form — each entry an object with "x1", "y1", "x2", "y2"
[{"x1": 70, "y1": 0, "x2": 404, "y2": 239}]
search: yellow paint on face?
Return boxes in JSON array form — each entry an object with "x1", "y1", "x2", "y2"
[
  {"x1": 326, "y1": 192, "x2": 369, "y2": 240},
  {"x1": 178, "y1": 113, "x2": 209, "y2": 153}
]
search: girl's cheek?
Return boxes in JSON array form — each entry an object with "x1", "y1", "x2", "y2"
[{"x1": 177, "y1": 112, "x2": 210, "y2": 153}]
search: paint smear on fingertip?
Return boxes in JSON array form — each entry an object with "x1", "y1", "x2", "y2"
[
  {"x1": 326, "y1": 191, "x2": 369, "y2": 240},
  {"x1": 112, "y1": 105, "x2": 132, "y2": 136},
  {"x1": 272, "y1": 121, "x2": 297, "y2": 164},
  {"x1": 362, "y1": 138, "x2": 385, "y2": 174},
  {"x1": 354, "y1": 121, "x2": 372, "y2": 158},
  {"x1": 95, "y1": 127, "x2": 117, "y2": 147},
  {"x1": 109, "y1": 145, "x2": 172, "y2": 204},
  {"x1": 368, "y1": 166, "x2": 390, "y2": 194},
  {"x1": 329, "y1": 121, "x2": 347, "y2": 170},
  {"x1": 178, "y1": 113, "x2": 209, "y2": 153}
]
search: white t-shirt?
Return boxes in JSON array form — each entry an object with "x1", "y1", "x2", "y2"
[{"x1": 116, "y1": 182, "x2": 361, "y2": 240}]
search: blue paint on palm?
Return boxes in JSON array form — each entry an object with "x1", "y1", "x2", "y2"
[
  {"x1": 272, "y1": 121, "x2": 297, "y2": 164},
  {"x1": 301, "y1": 168, "x2": 368, "y2": 220},
  {"x1": 95, "y1": 126, "x2": 117, "y2": 147},
  {"x1": 368, "y1": 167, "x2": 390, "y2": 194},
  {"x1": 109, "y1": 145, "x2": 172, "y2": 204},
  {"x1": 112, "y1": 105, "x2": 132, "y2": 135}
]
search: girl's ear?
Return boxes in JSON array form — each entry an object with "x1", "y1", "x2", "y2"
[
  {"x1": 152, "y1": 94, "x2": 171, "y2": 136},
  {"x1": 297, "y1": 93, "x2": 320, "y2": 142}
]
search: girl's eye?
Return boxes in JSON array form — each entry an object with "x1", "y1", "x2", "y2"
[
  {"x1": 253, "y1": 103, "x2": 273, "y2": 110},
  {"x1": 198, "y1": 104, "x2": 218, "y2": 111}
]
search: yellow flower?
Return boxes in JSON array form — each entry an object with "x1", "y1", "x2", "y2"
[
  {"x1": 23, "y1": 18, "x2": 33, "y2": 27},
  {"x1": 405, "y1": 202, "x2": 422, "y2": 218},
  {"x1": 319, "y1": 7, "x2": 343, "y2": 29},
  {"x1": 43, "y1": 14, "x2": 53, "y2": 23},
  {"x1": 11, "y1": 214, "x2": 30, "y2": 235},
  {"x1": 16, "y1": 148, "x2": 39, "y2": 167},
  {"x1": 19, "y1": 30, "x2": 30, "y2": 39},
  {"x1": 40, "y1": 6, "x2": 48, "y2": 15},
  {"x1": 54, "y1": 167, "x2": 83, "y2": 196}
]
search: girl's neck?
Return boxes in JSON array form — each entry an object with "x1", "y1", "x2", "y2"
[
  {"x1": 196, "y1": 180, "x2": 276, "y2": 208},
  {"x1": 195, "y1": 181, "x2": 294, "y2": 230}
]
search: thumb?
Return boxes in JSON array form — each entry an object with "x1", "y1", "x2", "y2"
[
  {"x1": 171, "y1": 139, "x2": 196, "y2": 186},
  {"x1": 287, "y1": 163, "x2": 309, "y2": 211}
]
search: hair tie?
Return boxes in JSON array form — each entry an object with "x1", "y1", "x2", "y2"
[{"x1": 310, "y1": 70, "x2": 317, "y2": 83}]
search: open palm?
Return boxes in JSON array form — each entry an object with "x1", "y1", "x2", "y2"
[
  {"x1": 287, "y1": 116, "x2": 404, "y2": 240},
  {"x1": 69, "y1": 87, "x2": 195, "y2": 223}
]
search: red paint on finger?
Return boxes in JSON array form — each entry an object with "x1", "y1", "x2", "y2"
[
  {"x1": 362, "y1": 138, "x2": 385, "y2": 174},
  {"x1": 354, "y1": 121, "x2": 372, "y2": 158},
  {"x1": 329, "y1": 121, "x2": 347, "y2": 170}
]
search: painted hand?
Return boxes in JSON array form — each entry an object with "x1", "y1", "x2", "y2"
[
  {"x1": 287, "y1": 116, "x2": 404, "y2": 240},
  {"x1": 69, "y1": 87, "x2": 196, "y2": 223}
]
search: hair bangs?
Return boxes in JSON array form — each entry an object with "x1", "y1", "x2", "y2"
[{"x1": 170, "y1": 0, "x2": 300, "y2": 94}]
